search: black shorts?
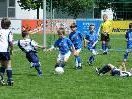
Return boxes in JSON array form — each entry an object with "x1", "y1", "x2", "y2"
[
  {"x1": 0, "y1": 52, "x2": 10, "y2": 61},
  {"x1": 26, "y1": 51, "x2": 39, "y2": 63},
  {"x1": 101, "y1": 33, "x2": 110, "y2": 42}
]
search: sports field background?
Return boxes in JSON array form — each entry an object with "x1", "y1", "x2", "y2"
[{"x1": 0, "y1": 34, "x2": 132, "y2": 99}]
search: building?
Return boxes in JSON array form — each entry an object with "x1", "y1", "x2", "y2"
[
  {"x1": 0, "y1": 0, "x2": 94, "y2": 19},
  {"x1": 0, "y1": 0, "x2": 43, "y2": 19}
]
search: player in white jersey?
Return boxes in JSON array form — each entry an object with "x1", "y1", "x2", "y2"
[
  {"x1": 0, "y1": 18, "x2": 14, "y2": 86},
  {"x1": 96, "y1": 62, "x2": 132, "y2": 77},
  {"x1": 15, "y1": 30, "x2": 45, "y2": 76}
]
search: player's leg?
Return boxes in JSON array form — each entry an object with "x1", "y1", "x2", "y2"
[
  {"x1": 0, "y1": 52, "x2": 13, "y2": 86},
  {"x1": 105, "y1": 34, "x2": 110, "y2": 53},
  {"x1": 88, "y1": 49, "x2": 97, "y2": 65},
  {"x1": 0, "y1": 61, "x2": 6, "y2": 79},
  {"x1": 0, "y1": 53, "x2": 6, "y2": 83},
  {"x1": 101, "y1": 34, "x2": 107, "y2": 53},
  {"x1": 123, "y1": 49, "x2": 129, "y2": 62},
  {"x1": 26, "y1": 52, "x2": 42, "y2": 76},
  {"x1": 0, "y1": 61, "x2": 6, "y2": 85},
  {"x1": 96, "y1": 64, "x2": 112, "y2": 75},
  {"x1": 4, "y1": 60, "x2": 14, "y2": 86},
  {"x1": 56, "y1": 53, "x2": 66, "y2": 68},
  {"x1": 101, "y1": 33, "x2": 110, "y2": 54},
  {"x1": 102, "y1": 41, "x2": 107, "y2": 53},
  {"x1": 74, "y1": 49, "x2": 82, "y2": 69}
]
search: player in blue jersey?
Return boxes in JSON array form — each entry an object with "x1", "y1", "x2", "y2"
[
  {"x1": 84, "y1": 24, "x2": 99, "y2": 65},
  {"x1": 48, "y1": 28, "x2": 75, "y2": 70},
  {"x1": 15, "y1": 30, "x2": 45, "y2": 76},
  {"x1": 0, "y1": 18, "x2": 14, "y2": 86},
  {"x1": 69, "y1": 23, "x2": 83, "y2": 69},
  {"x1": 123, "y1": 23, "x2": 132, "y2": 62}
]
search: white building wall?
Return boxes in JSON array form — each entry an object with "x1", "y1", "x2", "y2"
[{"x1": 15, "y1": 0, "x2": 43, "y2": 19}]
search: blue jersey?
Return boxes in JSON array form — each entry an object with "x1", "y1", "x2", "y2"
[
  {"x1": 69, "y1": 31, "x2": 83, "y2": 49},
  {"x1": 54, "y1": 36, "x2": 73, "y2": 55},
  {"x1": 85, "y1": 31, "x2": 98, "y2": 49},
  {"x1": 125, "y1": 30, "x2": 132, "y2": 49}
]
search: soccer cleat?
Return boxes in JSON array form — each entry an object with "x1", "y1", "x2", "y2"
[
  {"x1": 96, "y1": 68, "x2": 100, "y2": 75},
  {"x1": 123, "y1": 59, "x2": 127, "y2": 62},
  {"x1": 75, "y1": 66, "x2": 82, "y2": 70},
  {"x1": 0, "y1": 79, "x2": 6, "y2": 86},
  {"x1": 7, "y1": 79, "x2": 14, "y2": 86},
  {"x1": 77, "y1": 66, "x2": 82, "y2": 69},
  {"x1": 0, "y1": 74, "x2": 5, "y2": 86},
  {"x1": 38, "y1": 70, "x2": 43, "y2": 76},
  {"x1": 103, "y1": 51, "x2": 108, "y2": 55},
  {"x1": 88, "y1": 61, "x2": 93, "y2": 66}
]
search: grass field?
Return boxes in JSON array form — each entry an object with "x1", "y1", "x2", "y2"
[{"x1": 0, "y1": 34, "x2": 132, "y2": 99}]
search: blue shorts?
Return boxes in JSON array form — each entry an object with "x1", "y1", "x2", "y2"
[
  {"x1": 26, "y1": 51, "x2": 39, "y2": 63},
  {"x1": 111, "y1": 68, "x2": 120, "y2": 76},
  {"x1": 0, "y1": 52, "x2": 10, "y2": 61}
]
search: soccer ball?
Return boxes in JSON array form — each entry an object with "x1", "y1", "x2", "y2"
[{"x1": 55, "y1": 67, "x2": 64, "y2": 74}]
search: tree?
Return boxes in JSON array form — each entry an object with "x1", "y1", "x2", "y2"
[
  {"x1": 18, "y1": 0, "x2": 94, "y2": 19},
  {"x1": 52, "y1": 0, "x2": 94, "y2": 18},
  {"x1": 95, "y1": 0, "x2": 132, "y2": 20},
  {"x1": 17, "y1": 0, "x2": 42, "y2": 19}
]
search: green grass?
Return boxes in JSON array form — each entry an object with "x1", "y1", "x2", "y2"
[{"x1": 1, "y1": 34, "x2": 132, "y2": 99}]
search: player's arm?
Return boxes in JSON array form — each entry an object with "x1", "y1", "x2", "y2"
[
  {"x1": 84, "y1": 39, "x2": 89, "y2": 48},
  {"x1": 67, "y1": 39, "x2": 76, "y2": 55},
  {"x1": 9, "y1": 42, "x2": 13, "y2": 55},
  {"x1": 47, "y1": 45, "x2": 55, "y2": 51},
  {"x1": 47, "y1": 40, "x2": 58, "y2": 51},
  {"x1": 92, "y1": 34, "x2": 99, "y2": 47},
  {"x1": 9, "y1": 32, "x2": 13, "y2": 55},
  {"x1": 31, "y1": 40, "x2": 46, "y2": 50},
  {"x1": 84, "y1": 34, "x2": 90, "y2": 48},
  {"x1": 125, "y1": 32, "x2": 128, "y2": 41},
  {"x1": 119, "y1": 62, "x2": 126, "y2": 71},
  {"x1": 36, "y1": 45, "x2": 46, "y2": 49},
  {"x1": 92, "y1": 40, "x2": 98, "y2": 48}
]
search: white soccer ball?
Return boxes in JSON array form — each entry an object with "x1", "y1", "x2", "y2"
[{"x1": 55, "y1": 67, "x2": 64, "y2": 74}]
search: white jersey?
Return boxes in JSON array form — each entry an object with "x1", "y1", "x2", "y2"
[
  {"x1": 0, "y1": 29, "x2": 13, "y2": 52},
  {"x1": 17, "y1": 38, "x2": 38, "y2": 52}
]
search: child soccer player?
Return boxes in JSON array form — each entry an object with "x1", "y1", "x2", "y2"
[
  {"x1": 100, "y1": 14, "x2": 112, "y2": 54},
  {"x1": 0, "y1": 18, "x2": 14, "y2": 86},
  {"x1": 123, "y1": 23, "x2": 132, "y2": 62},
  {"x1": 84, "y1": 24, "x2": 98, "y2": 65},
  {"x1": 96, "y1": 62, "x2": 132, "y2": 77},
  {"x1": 48, "y1": 28, "x2": 75, "y2": 71},
  {"x1": 16, "y1": 30, "x2": 45, "y2": 76},
  {"x1": 69, "y1": 23, "x2": 83, "y2": 69}
]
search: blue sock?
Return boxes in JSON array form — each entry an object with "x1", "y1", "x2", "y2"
[
  {"x1": 89, "y1": 55, "x2": 95, "y2": 63},
  {"x1": 77, "y1": 56, "x2": 81, "y2": 63},
  {"x1": 124, "y1": 52, "x2": 128, "y2": 61},
  {"x1": 58, "y1": 61, "x2": 65, "y2": 68},
  {"x1": 75, "y1": 56, "x2": 78, "y2": 67},
  {"x1": 33, "y1": 63, "x2": 42, "y2": 75},
  {"x1": 77, "y1": 56, "x2": 81, "y2": 67},
  {"x1": 75, "y1": 56, "x2": 81, "y2": 67},
  {"x1": 0, "y1": 66, "x2": 6, "y2": 74},
  {"x1": 102, "y1": 43, "x2": 106, "y2": 51},
  {"x1": 6, "y1": 67, "x2": 13, "y2": 81}
]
